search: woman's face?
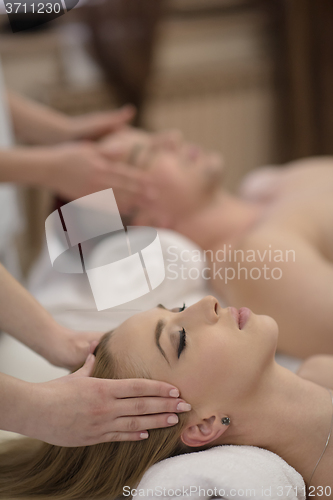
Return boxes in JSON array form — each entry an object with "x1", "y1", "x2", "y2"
[
  {"x1": 99, "y1": 128, "x2": 224, "y2": 227},
  {"x1": 109, "y1": 296, "x2": 278, "y2": 444}
]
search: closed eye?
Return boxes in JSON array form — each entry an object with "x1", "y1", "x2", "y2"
[
  {"x1": 156, "y1": 304, "x2": 187, "y2": 359},
  {"x1": 177, "y1": 328, "x2": 186, "y2": 358},
  {"x1": 157, "y1": 303, "x2": 186, "y2": 313},
  {"x1": 171, "y1": 303, "x2": 186, "y2": 313}
]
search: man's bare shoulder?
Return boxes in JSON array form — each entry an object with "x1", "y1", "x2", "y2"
[
  {"x1": 238, "y1": 156, "x2": 333, "y2": 202},
  {"x1": 297, "y1": 355, "x2": 333, "y2": 391},
  {"x1": 233, "y1": 225, "x2": 308, "y2": 258},
  {"x1": 281, "y1": 156, "x2": 333, "y2": 188},
  {"x1": 210, "y1": 228, "x2": 333, "y2": 357},
  {"x1": 233, "y1": 222, "x2": 333, "y2": 276},
  {"x1": 210, "y1": 227, "x2": 310, "y2": 295}
]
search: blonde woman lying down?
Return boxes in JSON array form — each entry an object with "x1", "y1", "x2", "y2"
[
  {"x1": 99, "y1": 128, "x2": 333, "y2": 359},
  {"x1": 0, "y1": 297, "x2": 332, "y2": 499}
]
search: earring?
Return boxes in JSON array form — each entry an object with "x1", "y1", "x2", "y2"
[{"x1": 221, "y1": 417, "x2": 231, "y2": 425}]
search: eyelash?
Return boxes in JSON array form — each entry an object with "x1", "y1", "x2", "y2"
[
  {"x1": 179, "y1": 303, "x2": 186, "y2": 312},
  {"x1": 177, "y1": 327, "x2": 186, "y2": 358}
]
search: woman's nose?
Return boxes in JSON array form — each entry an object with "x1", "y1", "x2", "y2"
[{"x1": 190, "y1": 296, "x2": 219, "y2": 324}]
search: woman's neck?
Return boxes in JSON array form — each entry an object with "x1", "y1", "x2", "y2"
[
  {"x1": 219, "y1": 362, "x2": 333, "y2": 487},
  {"x1": 173, "y1": 190, "x2": 263, "y2": 250}
]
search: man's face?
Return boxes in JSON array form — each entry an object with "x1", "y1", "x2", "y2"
[{"x1": 99, "y1": 128, "x2": 224, "y2": 227}]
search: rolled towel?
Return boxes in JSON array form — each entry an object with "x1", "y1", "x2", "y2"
[{"x1": 135, "y1": 445, "x2": 306, "y2": 500}]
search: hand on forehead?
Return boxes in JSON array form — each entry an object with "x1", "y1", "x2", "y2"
[
  {"x1": 98, "y1": 127, "x2": 185, "y2": 164},
  {"x1": 98, "y1": 127, "x2": 151, "y2": 160}
]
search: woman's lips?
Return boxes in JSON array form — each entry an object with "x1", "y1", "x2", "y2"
[
  {"x1": 229, "y1": 307, "x2": 240, "y2": 327},
  {"x1": 239, "y1": 307, "x2": 251, "y2": 330},
  {"x1": 229, "y1": 307, "x2": 251, "y2": 329}
]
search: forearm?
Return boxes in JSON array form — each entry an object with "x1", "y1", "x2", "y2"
[
  {"x1": 0, "y1": 372, "x2": 34, "y2": 435},
  {"x1": 7, "y1": 90, "x2": 72, "y2": 145},
  {"x1": 0, "y1": 146, "x2": 53, "y2": 187},
  {"x1": 0, "y1": 265, "x2": 66, "y2": 362}
]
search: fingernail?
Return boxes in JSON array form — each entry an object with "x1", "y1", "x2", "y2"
[
  {"x1": 176, "y1": 402, "x2": 191, "y2": 412},
  {"x1": 169, "y1": 388, "x2": 179, "y2": 398},
  {"x1": 167, "y1": 415, "x2": 179, "y2": 425},
  {"x1": 140, "y1": 431, "x2": 149, "y2": 439}
]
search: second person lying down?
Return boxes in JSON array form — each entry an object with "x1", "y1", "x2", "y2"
[{"x1": 99, "y1": 127, "x2": 333, "y2": 359}]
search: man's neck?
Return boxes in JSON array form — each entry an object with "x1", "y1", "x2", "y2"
[
  {"x1": 173, "y1": 190, "x2": 263, "y2": 250},
  {"x1": 219, "y1": 363, "x2": 333, "y2": 487}
]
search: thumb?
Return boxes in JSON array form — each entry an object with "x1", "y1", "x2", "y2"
[
  {"x1": 72, "y1": 353, "x2": 96, "y2": 378},
  {"x1": 89, "y1": 340, "x2": 99, "y2": 355},
  {"x1": 102, "y1": 105, "x2": 136, "y2": 131}
]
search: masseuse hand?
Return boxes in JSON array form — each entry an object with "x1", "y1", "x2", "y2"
[
  {"x1": 0, "y1": 264, "x2": 191, "y2": 446},
  {"x1": 0, "y1": 141, "x2": 150, "y2": 214},
  {"x1": 8, "y1": 91, "x2": 136, "y2": 145},
  {"x1": 45, "y1": 141, "x2": 150, "y2": 213},
  {"x1": 67, "y1": 105, "x2": 136, "y2": 142},
  {"x1": 41, "y1": 329, "x2": 102, "y2": 370},
  {"x1": 24, "y1": 353, "x2": 191, "y2": 447}
]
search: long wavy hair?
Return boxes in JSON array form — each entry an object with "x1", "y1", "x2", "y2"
[{"x1": 0, "y1": 330, "x2": 190, "y2": 499}]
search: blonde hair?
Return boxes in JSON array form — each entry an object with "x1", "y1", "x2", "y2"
[{"x1": 0, "y1": 331, "x2": 189, "y2": 499}]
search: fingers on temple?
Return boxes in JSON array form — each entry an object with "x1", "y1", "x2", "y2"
[
  {"x1": 101, "y1": 431, "x2": 149, "y2": 443},
  {"x1": 115, "y1": 397, "x2": 190, "y2": 417},
  {"x1": 112, "y1": 378, "x2": 180, "y2": 399},
  {"x1": 111, "y1": 413, "x2": 180, "y2": 434}
]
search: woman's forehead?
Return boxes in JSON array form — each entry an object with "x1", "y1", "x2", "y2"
[{"x1": 112, "y1": 308, "x2": 161, "y2": 344}]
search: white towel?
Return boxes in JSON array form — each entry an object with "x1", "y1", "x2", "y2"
[{"x1": 136, "y1": 446, "x2": 306, "y2": 500}]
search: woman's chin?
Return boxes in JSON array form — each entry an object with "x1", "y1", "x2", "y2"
[
  {"x1": 260, "y1": 314, "x2": 279, "y2": 349},
  {"x1": 250, "y1": 313, "x2": 279, "y2": 349},
  {"x1": 260, "y1": 313, "x2": 278, "y2": 331}
]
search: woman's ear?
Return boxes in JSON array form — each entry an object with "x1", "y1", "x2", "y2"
[{"x1": 181, "y1": 416, "x2": 229, "y2": 447}]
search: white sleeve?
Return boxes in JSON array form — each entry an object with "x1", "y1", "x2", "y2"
[
  {"x1": 0, "y1": 57, "x2": 14, "y2": 149},
  {"x1": 0, "y1": 57, "x2": 23, "y2": 276}
]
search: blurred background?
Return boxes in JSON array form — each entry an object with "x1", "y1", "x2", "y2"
[{"x1": 0, "y1": 0, "x2": 332, "y2": 272}]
